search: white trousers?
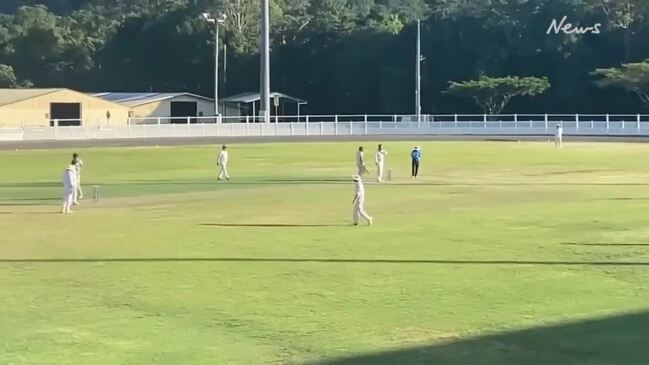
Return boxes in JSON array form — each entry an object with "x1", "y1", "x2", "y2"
[
  {"x1": 219, "y1": 163, "x2": 230, "y2": 180},
  {"x1": 376, "y1": 162, "x2": 384, "y2": 181},
  {"x1": 357, "y1": 164, "x2": 369, "y2": 175},
  {"x1": 75, "y1": 173, "x2": 83, "y2": 201},
  {"x1": 555, "y1": 135, "x2": 562, "y2": 147},
  {"x1": 353, "y1": 197, "x2": 372, "y2": 224},
  {"x1": 62, "y1": 187, "x2": 75, "y2": 213}
]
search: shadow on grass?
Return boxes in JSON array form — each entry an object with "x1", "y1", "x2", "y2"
[
  {"x1": 0, "y1": 257, "x2": 648, "y2": 266},
  {"x1": 201, "y1": 223, "x2": 349, "y2": 228},
  {"x1": 6, "y1": 180, "x2": 649, "y2": 188},
  {"x1": 306, "y1": 310, "x2": 649, "y2": 365},
  {"x1": 562, "y1": 242, "x2": 649, "y2": 247}
]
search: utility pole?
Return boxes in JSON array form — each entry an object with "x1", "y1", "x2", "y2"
[{"x1": 260, "y1": 0, "x2": 271, "y2": 123}]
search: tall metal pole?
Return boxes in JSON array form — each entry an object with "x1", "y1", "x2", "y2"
[
  {"x1": 260, "y1": 0, "x2": 271, "y2": 123},
  {"x1": 215, "y1": 23, "x2": 220, "y2": 117},
  {"x1": 416, "y1": 20, "x2": 421, "y2": 122}
]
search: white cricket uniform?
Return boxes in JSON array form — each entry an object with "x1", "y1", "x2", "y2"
[
  {"x1": 353, "y1": 180, "x2": 372, "y2": 225},
  {"x1": 218, "y1": 150, "x2": 230, "y2": 180},
  {"x1": 356, "y1": 151, "x2": 368, "y2": 175},
  {"x1": 375, "y1": 149, "x2": 388, "y2": 181},
  {"x1": 61, "y1": 166, "x2": 77, "y2": 213},
  {"x1": 73, "y1": 158, "x2": 83, "y2": 202},
  {"x1": 555, "y1": 126, "x2": 563, "y2": 147}
]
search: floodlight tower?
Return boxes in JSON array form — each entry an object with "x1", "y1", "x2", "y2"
[
  {"x1": 202, "y1": 12, "x2": 227, "y2": 117},
  {"x1": 260, "y1": 0, "x2": 271, "y2": 123}
]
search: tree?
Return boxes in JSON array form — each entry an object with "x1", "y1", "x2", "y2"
[
  {"x1": 446, "y1": 75, "x2": 551, "y2": 114},
  {"x1": 591, "y1": 60, "x2": 649, "y2": 105},
  {"x1": 585, "y1": 0, "x2": 649, "y2": 60},
  {"x1": 0, "y1": 64, "x2": 32, "y2": 88}
]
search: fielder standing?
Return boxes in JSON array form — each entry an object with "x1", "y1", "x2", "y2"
[
  {"x1": 375, "y1": 144, "x2": 388, "y2": 182},
  {"x1": 72, "y1": 153, "x2": 83, "y2": 204},
  {"x1": 411, "y1": 146, "x2": 421, "y2": 179},
  {"x1": 356, "y1": 146, "x2": 369, "y2": 175},
  {"x1": 61, "y1": 162, "x2": 77, "y2": 214},
  {"x1": 352, "y1": 175, "x2": 373, "y2": 226},
  {"x1": 555, "y1": 124, "x2": 563, "y2": 148},
  {"x1": 217, "y1": 145, "x2": 230, "y2": 180}
]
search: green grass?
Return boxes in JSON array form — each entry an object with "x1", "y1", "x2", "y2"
[{"x1": 1, "y1": 141, "x2": 649, "y2": 365}]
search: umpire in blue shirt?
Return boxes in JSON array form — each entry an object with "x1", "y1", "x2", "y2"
[{"x1": 411, "y1": 146, "x2": 421, "y2": 179}]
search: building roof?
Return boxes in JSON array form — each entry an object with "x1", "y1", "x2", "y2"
[
  {"x1": 92, "y1": 92, "x2": 213, "y2": 107},
  {"x1": 0, "y1": 89, "x2": 63, "y2": 107},
  {"x1": 221, "y1": 92, "x2": 307, "y2": 104}
]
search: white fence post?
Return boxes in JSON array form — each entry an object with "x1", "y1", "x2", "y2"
[
  {"x1": 306, "y1": 115, "x2": 310, "y2": 136},
  {"x1": 334, "y1": 115, "x2": 338, "y2": 135},
  {"x1": 246, "y1": 121, "x2": 249, "y2": 136},
  {"x1": 216, "y1": 120, "x2": 220, "y2": 136},
  {"x1": 350, "y1": 121, "x2": 353, "y2": 135},
  {"x1": 638, "y1": 114, "x2": 641, "y2": 135},
  {"x1": 483, "y1": 114, "x2": 487, "y2": 129},
  {"x1": 320, "y1": 121, "x2": 324, "y2": 136},
  {"x1": 576, "y1": 114, "x2": 579, "y2": 133},
  {"x1": 364, "y1": 114, "x2": 368, "y2": 135},
  {"x1": 454, "y1": 114, "x2": 458, "y2": 129},
  {"x1": 275, "y1": 120, "x2": 278, "y2": 136},
  {"x1": 290, "y1": 123, "x2": 294, "y2": 136},
  {"x1": 622, "y1": 116, "x2": 625, "y2": 130},
  {"x1": 246, "y1": 115, "x2": 249, "y2": 124},
  {"x1": 186, "y1": 116, "x2": 190, "y2": 125},
  {"x1": 544, "y1": 113, "x2": 548, "y2": 132},
  {"x1": 393, "y1": 114, "x2": 397, "y2": 123},
  {"x1": 172, "y1": 123, "x2": 176, "y2": 137},
  {"x1": 514, "y1": 113, "x2": 518, "y2": 129},
  {"x1": 379, "y1": 120, "x2": 383, "y2": 129}
]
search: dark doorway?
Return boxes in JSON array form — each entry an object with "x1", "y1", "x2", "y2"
[
  {"x1": 170, "y1": 101, "x2": 198, "y2": 124},
  {"x1": 50, "y1": 103, "x2": 81, "y2": 126}
]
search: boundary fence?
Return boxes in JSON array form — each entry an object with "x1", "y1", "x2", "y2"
[{"x1": 1, "y1": 114, "x2": 648, "y2": 141}]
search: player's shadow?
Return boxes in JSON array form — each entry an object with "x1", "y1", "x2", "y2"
[{"x1": 201, "y1": 223, "x2": 349, "y2": 228}]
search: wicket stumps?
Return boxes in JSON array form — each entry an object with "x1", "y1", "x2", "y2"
[{"x1": 93, "y1": 185, "x2": 100, "y2": 203}]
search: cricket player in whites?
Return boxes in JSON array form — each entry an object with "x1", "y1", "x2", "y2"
[
  {"x1": 217, "y1": 145, "x2": 230, "y2": 180},
  {"x1": 356, "y1": 146, "x2": 369, "y2": 175},
  {"x1": 72, "y1": 153, "x2": 83, "y2": 204},
  {"x1": 61, "y1": 162, "x2": 78, "y2": 214},
  {"x1": 375, "y1": 144, "x2": 388, "y2": 182},
  {"x1": 555, "y1": 124, "x2": 563, "y2": 148},
  {"x1": 352, "y1": 175, "x2": 373, "y2": 226}
]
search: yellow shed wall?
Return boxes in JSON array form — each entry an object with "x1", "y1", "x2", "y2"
[{"x1": 0, "y1": 90, "x2": 130, "y2": 127}]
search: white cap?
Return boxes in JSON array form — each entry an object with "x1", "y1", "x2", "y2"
[
  {"x1": 414, "y1": 146, "x2": 420, "y2": 150},
  {"x1": 352, "y1": 175, "x2": 361, "y2": 182}
]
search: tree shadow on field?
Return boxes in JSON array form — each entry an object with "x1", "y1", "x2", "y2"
[
  {"x1": 201, "y1": 223, "x2": 349, "y2": 228},
  {"x1": 1, "y1": 258, "x2": 649, "y2": 266},
  {"x1": 306, "y1": 310, "x2": 649, "y2": 365},
  {"x1": 562, "y1": 242, "x2": 649, "y2": 247},
  {"x1": 0, "y1": 182, "x2": 59, "y2": 188}
]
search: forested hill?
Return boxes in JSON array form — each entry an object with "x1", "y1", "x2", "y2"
[{"x1": 0, "y1": 0, "x2": 647, "y2": 114}]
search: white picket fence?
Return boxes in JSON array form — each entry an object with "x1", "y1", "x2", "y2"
[{"x1": 1, "y1": 114, "x2": 649, "y2": 141}]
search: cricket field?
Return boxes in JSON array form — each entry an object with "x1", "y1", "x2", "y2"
[{"x1": 1, "y1": 141, "x2": 648, "y2": 364}]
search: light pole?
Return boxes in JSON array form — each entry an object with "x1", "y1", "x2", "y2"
[
  {"x1": 416, "y1": 20, "x2": 422, "y2": 122},
  {"x1": 202, "y1": 12, "x2": 227, "y2": 118},
  {"x1": 260, "y1": 0, "x2": 271, "y2": 123}
]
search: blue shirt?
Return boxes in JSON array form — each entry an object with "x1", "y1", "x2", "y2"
[{"x1": 411, "y1": 149, "x2": 421, "y2": 161}]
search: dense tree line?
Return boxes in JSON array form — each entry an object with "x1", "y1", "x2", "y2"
[{"x1": 0, "y1": 0, "x2": 648, "y2": 114}]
